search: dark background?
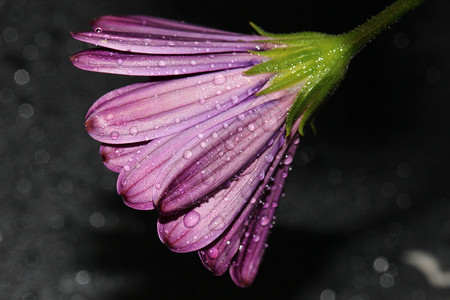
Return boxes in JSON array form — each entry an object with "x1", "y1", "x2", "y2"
[{"x1": 1, "y1": 0, "x2": 449, "y2": 299}]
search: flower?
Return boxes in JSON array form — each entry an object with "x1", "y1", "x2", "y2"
[
  {"x1": 72, "y1": 15, "x2": 303, "y2": 287},
  {"x1": 71, "y1": 0, "x2": 424, "y2": 287}
]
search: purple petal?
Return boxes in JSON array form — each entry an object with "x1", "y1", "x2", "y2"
[
  {"x1": 91, "y1": 15, "x2": 264, "y2": 40},
  {"x1": 156, "y1": 128, "x2": 285, "y2": 253},
  {"x1": 71, "y1": 49, "x2": 265, "y2": 76},
  {"x1": 117, "y1": 91, "x2": 295, "y2": 211},
  {"x1": 85, "y1": 68, "x2": 272, "y2": 144},
  {"x1": 229, "y1": 135, "x2": 300, "y2": 287},
  {"x1": 154, "y1": 95, "x2": 295, "y2": 215},
  {"x1": 100, "y1": 142, "x2": 148, "y2": 173},
  {"x1": 198, "y1": 133, "x2": 295, "y2": 276},
  {"x1": 71, "y1": 30, "x2": 271, "y2": 55}
]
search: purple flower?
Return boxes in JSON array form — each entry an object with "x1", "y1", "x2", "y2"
[
  {"x1": 72, "y1": 15, "x2": 302, "y2": 286},
  {"x1": 71, "y1": 0, "x2": 422, "y2": 285}
]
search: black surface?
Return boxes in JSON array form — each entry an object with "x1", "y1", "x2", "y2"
[{"x1": 1, "y1": 0, "x2": 449, "y2": 299}]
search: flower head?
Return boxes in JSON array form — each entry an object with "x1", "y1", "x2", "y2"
[{"x1": 71, "y1": 0, "x2": 424, "y2": 287}]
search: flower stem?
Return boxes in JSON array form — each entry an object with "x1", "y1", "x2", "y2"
[{"x1": 341, "y1": 0, "x2": 425, "y2": 57}]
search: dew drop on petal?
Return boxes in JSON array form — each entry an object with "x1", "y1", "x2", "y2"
[
  {"x1": 155, "y1": 183, "x2": 162, "y2": 189},
  {"x1": 208, "y1": 216, "x2": 225, "y2": 231},
  {"x1": 117, "y1": 59, "x2": 123, "y2": 65},
  {"x1": 207, "y1": 247, "x2": 219, "y2": 259},
  {"x1": 247, "y1": 123, "x2": 255, "y2": 132},
  {"x1": 158, "y1": 60, "x2": 166, "y2": 67},
  {"x1": 213, "y1": 74, "x2": 226, "y2": 85},
  {"x1": 284, "y1": 154, "x2": 293, "y2": 165},
  {"x1": 190, "y1": 60, "x2": 197, "y2": 66},
  {"x1": 258, "y1": 171, "x2": 265, "y2": 181},
  {"x1": 174, "y1": 118, "x2": 180, "y2": 124},
  {"x1": 183, "y1": 150, "x2": 193, "y2": 159},
  {"x1": 110, "y1": 131, "x2": 119, "y2": 140},
  {"x1": 265, "y1": 154, "x2": 274, "y2": 163},
  {"x1": 211, "y1": 132, "x2": 218, "y2": 139},
  {"x1": 183, "y1": 211, "x2": 200, "y2": 228},
  {"x1": 252, "y1": 234, "x2": 260, "y2": 242},
  {"x1": 95, "y1": 27, "x2": 102, "y2": 33},
  {"x1": 200, "y1": 142, "x2": 206, "y2": 148},
  {"x1": 260, "y1": 216, "x2": 270, "y2": 226},
  {"x1": 231, "y1": 95, "x2": 239, "y2": 104},
  {"x1": 225, "y1": 139, "x2": 235, "y2": 150},
  {"x1": 106, "y1": 114, "x2": 113, "y2": 120},
  {"x1": 129, "y1": 126, "x2": 138, "y2": 136},
  {"x1": 123, "y1": 165, "x2": 130, "y2": 172}
]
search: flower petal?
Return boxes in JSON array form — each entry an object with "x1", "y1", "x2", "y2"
[
  {"x1": 117, "y1": 91, "x2": 295, "y2": 211},
  {"x1": 229, "y1": 135, "x2": 300, "y2": 287},
  {"x1": 71, "y1": 49, "x2": 265, "y2": 76},
  {"x1": 71, "y1": 31, "x2": 270, "y2": 55},
  {"x1": 100, "y1": 142, "x2": 148, "y2": 173},
  {"x1": 197, "y1": 134, "x2": 297, "y2": 276},
  {"x1": 91, "y1": 15, "x2": 264, "y2": 40},
  {"x1": 156, "y1": 128, "x2": 285, "y2": 253},
  {"x1": 155, "y1": 94, "x2": 295, "y2": 215},
  {"x1": 85, "y1": 68, "x2": 272, "y2": 144}
]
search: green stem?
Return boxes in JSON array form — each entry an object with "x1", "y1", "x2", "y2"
[{"x1": 341, "y1": 0, "x2": 425, "y2": 56}]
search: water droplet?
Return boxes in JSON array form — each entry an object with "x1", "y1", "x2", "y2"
[
  {"x1": 211, "y1": 132, "x2": 218, "y2": 139},
  {"x1": 129, "y1": 126, "x2": 138, "y2": 136},
  {"x1": 252, "y1": 234, "x2": 260, "y2": 242},
  {"x1": 117, "y1": 59, "x2": 123, "y2": 65},
  {"x1": 213, "y1": 74, "x2": 226, "y2": 85},
  {"x1": 207, "y1": 247, "x2": 219, "y2": 259},
  {"x1": 183, "y1": 150, "x2": 193, "y2": 159},
  {"x1": 95, "y1": 27, "x2": 102, "y2": 33},
  {"x1": 123, "y1": 165, "x2": 130, "y2": 172},
  {"x1": 106, "y1": 114, "x2": 113, "y2": 120},
  {"x1": 265, "y1": 154, "x2": 274, "y2": 163},
  {"x1": 215, "y1": 103, "x2": 221, "y2": 109},
  {"x1": 200, "y1": 142, "x2": 206, "y2": 148},
  {"x1": 231, "y1": 95, "x2": 239, "y2": 104},
  {"x1": 208, "y1": 216, "x2": 225, "y2": 231},
  {"x1": 190, "y1": 60, "x2": 197, "y2": 66},
  {"x1": 198, "y1": 97, "x2": 206, "y2": 105},
  {"x1": 284, "y1": 154, "x2": 293, "y2": 165},
  {"x1": 155, "y1": 183, "x2": 162, "y2": 189},
  {"x1": 293, "y1": 137, "x2": 300, "y2": 145},
  {"x1": 110, "y1": 131, "x2": 119, "y2": 140},
  {"x1": 197, "y1": 133, "x2": 204, "y2": 139},
  {"x1": 174, "y1": 118, "x2": 180, "y2": 124},
  {"x1": 281, "y1": 171, "x2": 288, "y2": 178},
  {"x1": 260, "y1": 216, "x2": 270, "y2": 226},
  {"x1": 183, "y1": 211, "x2": 200, "y2": 228},
  {"x1": 225, "y1": 139, "x2": 235, "y2": 150},
  {"x1": 237, "y1": 114, "x2": 245, "y2": 121},
  {"x1": 158, "y1": 60, "x2": 166, "y2": 67},
  {"x1": 258, "y1": 171, "x2": 265, "y2": 181},
  {"x1": 247, "y1": 123, "x2": 255, "y2": 132}
]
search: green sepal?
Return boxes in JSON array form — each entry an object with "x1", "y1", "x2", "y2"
[
  {"x1": 248, "y1": 0, "x2": 424, "y2": 136},
  {"x1": 287, "y1": 62, "x2": 348, "y2": 135}
]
